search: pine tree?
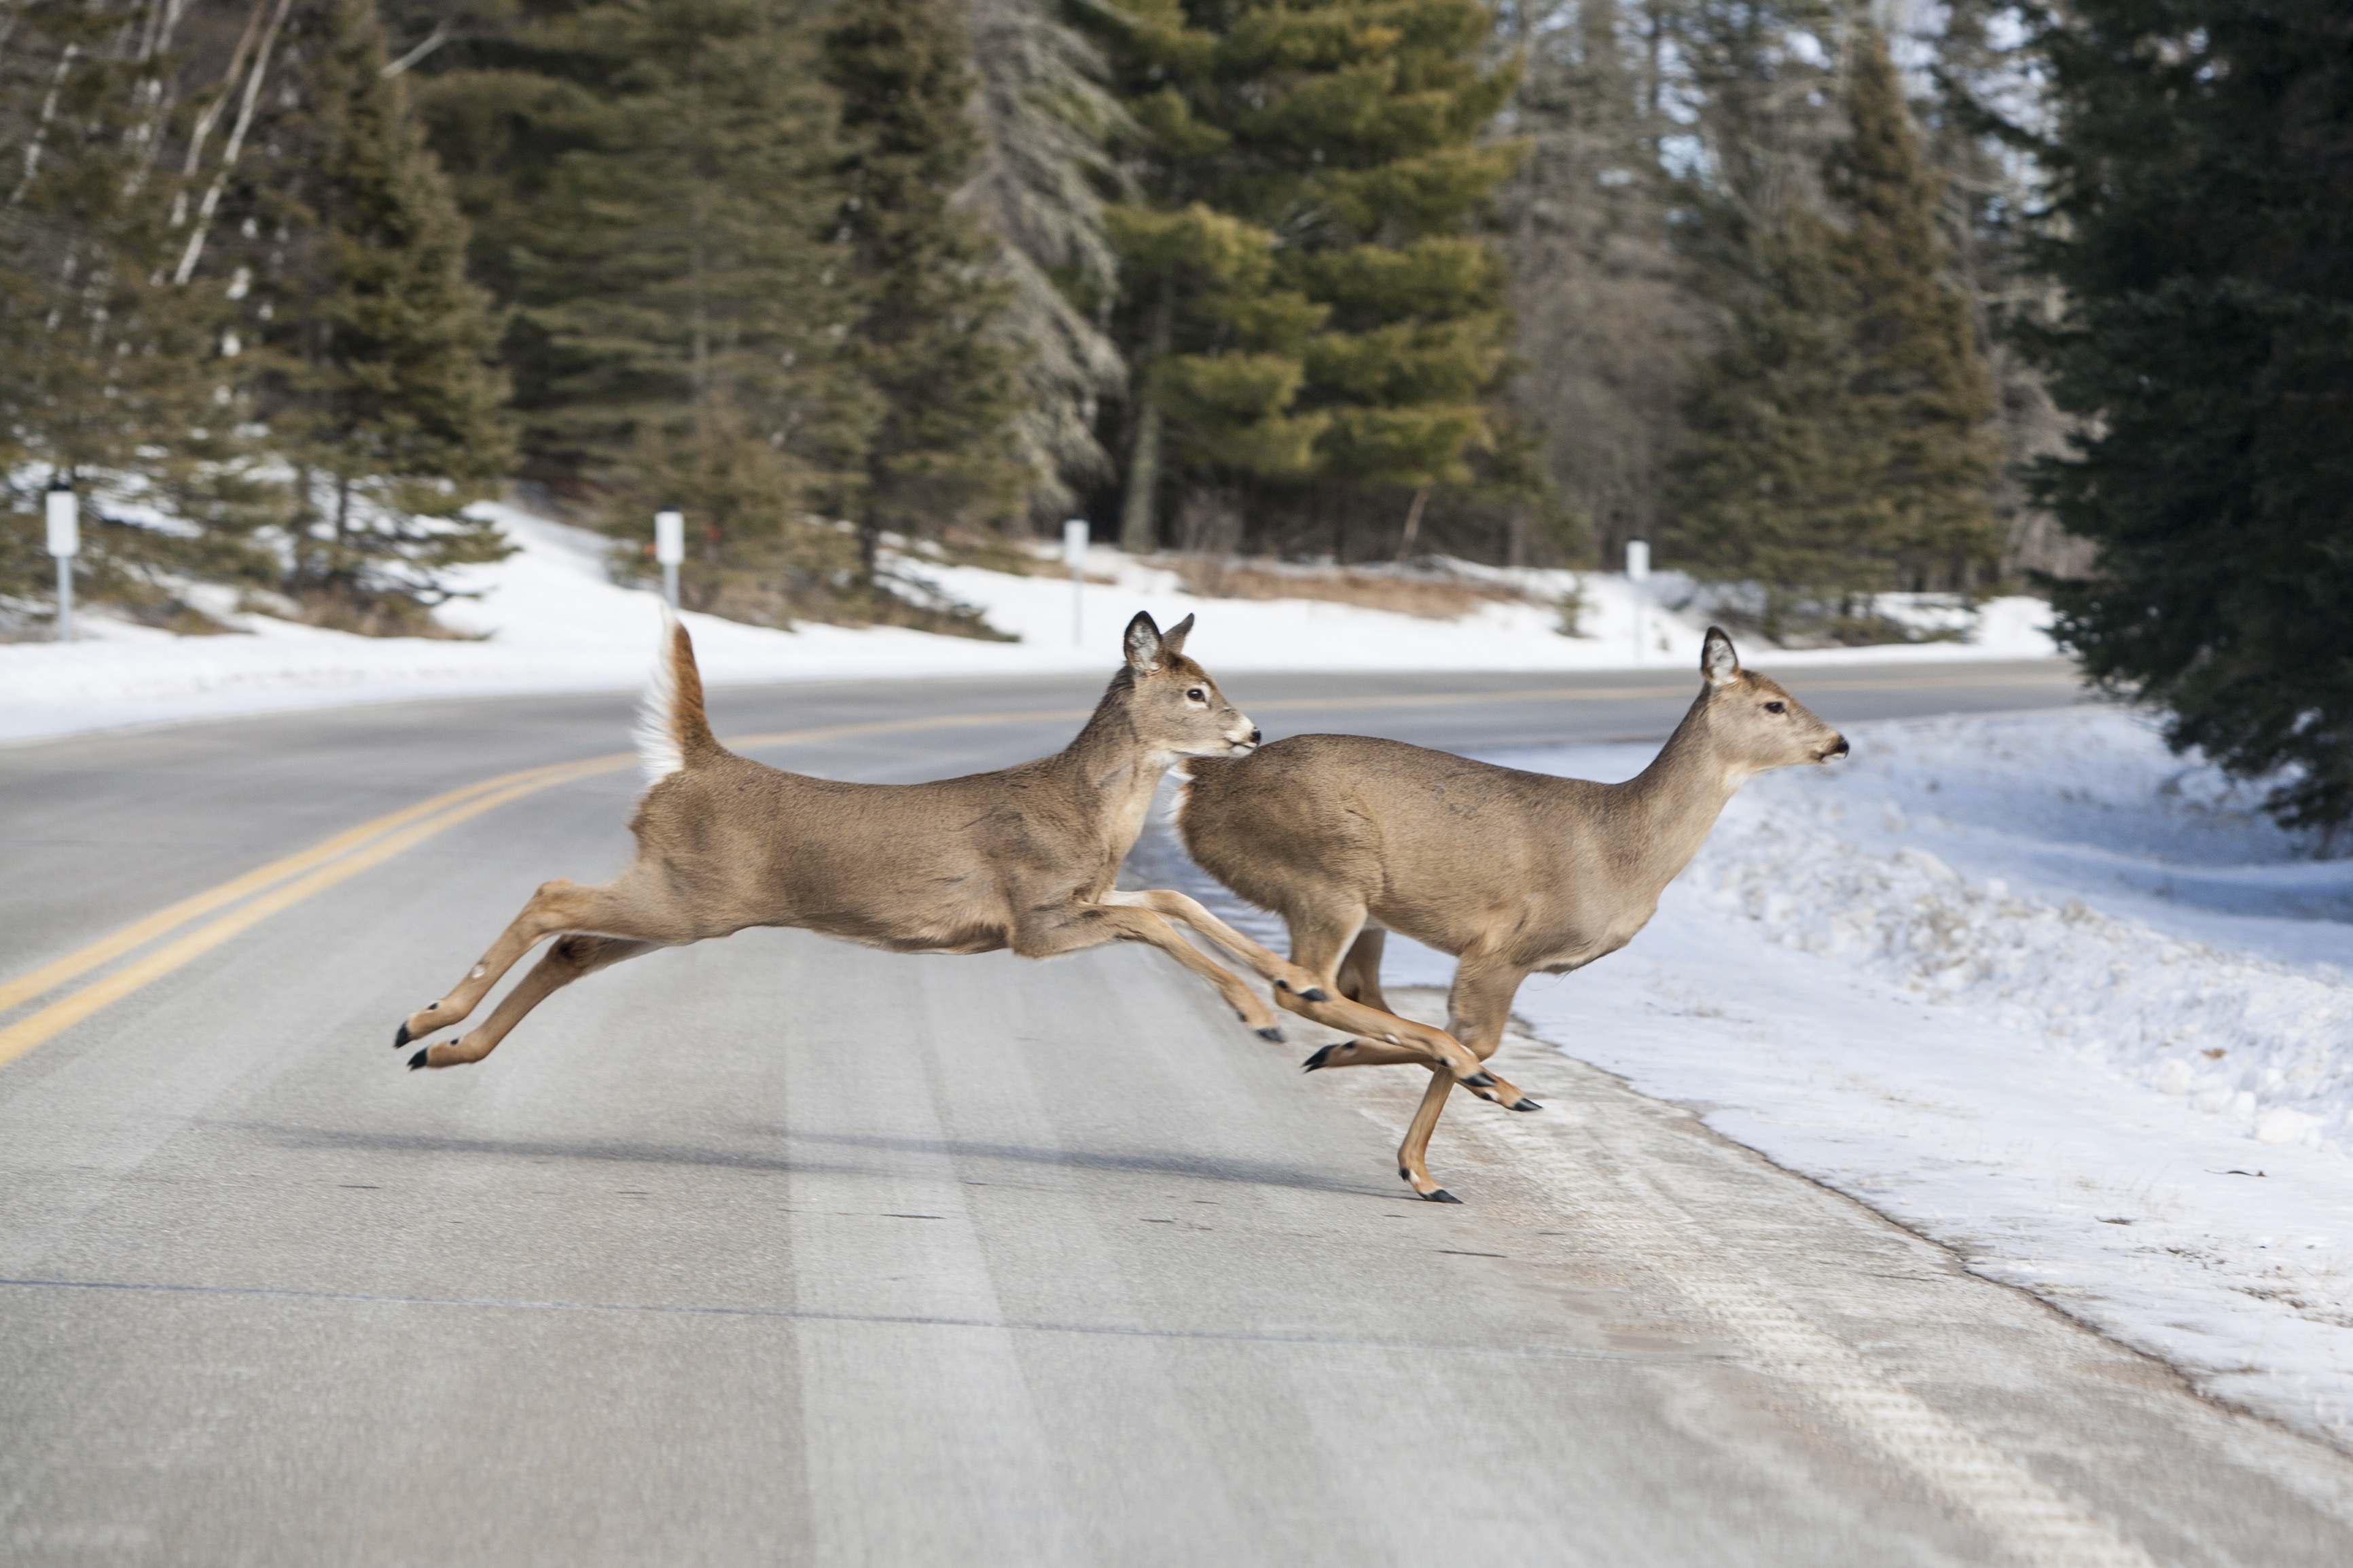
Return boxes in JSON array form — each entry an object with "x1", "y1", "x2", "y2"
[
  {"x1": 1823, "y1": 21, "x2": 1998, "y2": 591},
  {"x1": 1668, "y1": 17, "x2": 1996, "y2": 636},
  {"x1": 241, "y1": 0, "x2": 514, "y2": 629},
  {"x1": 0, "y1": 1, "x2": 269, "y2": 619},
  {"x1": 1495, "y1": 0, "x2": 1693, "y2": 566},
  {"x1": 1926, "y1": 0, "x2": 2082, "y2": 579},
  {"x1": 963, "y1": 0, "x2": 1129, "y2": 520},
  {"x1": 420, "y1": 0, "x2": 877, "y2": 622},
  {"x1": 823, "y1": 0, "x2": 1025, "y2": 573},
  {"x1": 2020, "y1": 0, "x2": 2353, "y2": 831},
  {"x1": 1098, "y1": 0, "x2": 1521, "y2": 558}
]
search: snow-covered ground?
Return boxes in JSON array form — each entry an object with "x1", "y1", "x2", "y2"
[
  {"x1": 0, "y1": 505, "x2": 2054, "y2": 744},
  {"x1": 1328, "y1": 709, "x2": 2353, "y2": 1451}
]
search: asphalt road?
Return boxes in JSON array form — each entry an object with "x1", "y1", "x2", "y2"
[{"x1": 7, "y1": 656, "x2": 2353, "y2": 1565}]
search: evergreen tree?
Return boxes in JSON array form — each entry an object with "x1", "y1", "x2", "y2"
[
  {"x1": 1494, "y1": 0, "x2": 1691, "y2": 566},
  {"x1": 963, "y1": 0, "x2": 1130, "y2": 520},
  {"x1": 1926, "y1": 0, "x2": 2083, "y2": 579},
  {"x1": 1668, "y1": 18, "x2": 1997, "y2": 635},
  {"x1": 0, "y1": 1, "x2": 270, "y2": 620},
  {"x1": 2020, "y1": 0, "x2": 2353, "y2": 831},
  {"x1": 1098, "y1": 0, "x2": 1521, "y2": 558},
  {"x1": 823, "y1": 0, "x2": 1026, "y2": 572},
  {"x1": 423, "y1": 0, "x2": 876, "y2": 622},
  {"x1": 1823, "y1": 20, "x2": 1999, "y2": 590},
  {"x1": 244, "y1": 0, "x2": 514, "y2": 627}
]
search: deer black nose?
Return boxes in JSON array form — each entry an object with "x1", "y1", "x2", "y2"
[
  {"x1": 1825, "y1": 736, "x2": 1850, "y2": 759},
  {"x1": 1250, "y1": 727, "x2": 1262, "y2": 744}
]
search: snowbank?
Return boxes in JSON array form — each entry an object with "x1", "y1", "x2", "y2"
[
  {"x1": 0, "y1": 503, "x2": 2055, "y2": 744},
  {"x1": 1393, "y1": 712, "x2": 2353, "y2": 1449}
]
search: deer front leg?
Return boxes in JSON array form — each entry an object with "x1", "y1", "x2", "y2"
[
  {"x1": 1276, "y1": 907, "x2": 1536, "y2": 1112},
  {"x1": 1098, "y1": 889, "x2": 1331, "y2": 1002},
  {"x1": 1395, "y1": 955, "x2": 1532, "y2": 1203},
  {"x1": 1014, "y1": 903, "x2": 1289, "y2": 1040},
  {"x1": 412, "y1": 936, "x2": 655, "y2": 1070},
  {"x1": 1281, "y1": 987, "x2": 1534, "y2": 1110}
]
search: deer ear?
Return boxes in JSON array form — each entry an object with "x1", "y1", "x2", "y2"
[
  {"x1": 1123, "y1": 611, "x2": 1164, "y2": 673},
  {"x1": 1159, "y1": 613, "x2": 1195, "y2": 658},
  {"x1": 1702, "y1": 626, "x2": 1741, "y2": 687}
]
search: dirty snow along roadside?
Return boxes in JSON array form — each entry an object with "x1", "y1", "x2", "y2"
[
  {"x1": 1165, "y1": 706, "x2": 2353, "y2": 1451},
  {"x1": 1, "y1": 505, "x2": 2054, "y2": 743}
]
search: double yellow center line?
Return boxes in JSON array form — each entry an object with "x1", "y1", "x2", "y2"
[{"x1": 0, "y1": 665, "x2": 2070, "y2": 1071}]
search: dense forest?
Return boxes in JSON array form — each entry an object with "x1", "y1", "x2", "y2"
[{"x1": 3, "y1": 1, "x2": 2350, "y2": 822}]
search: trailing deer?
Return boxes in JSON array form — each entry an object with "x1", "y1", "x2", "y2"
[
  {"x1": 393, "y1": 608, "x2": 1537, "y2": 1115},
  {"x1": 1177, "y1": 627, "x2": 1847, "y2": 1203}
]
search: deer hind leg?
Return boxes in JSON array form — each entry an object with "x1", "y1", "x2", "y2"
[
  {"x1": 1274, "y1": 905, "x2": 1534, "y2": 1110},
  {"x1": 1013, "y1": 903, "x2": 1288, "y2": 1040},
  {"x1": 412, "y1": 936, "x2": 655, "y2": 1070},
  {"x1": 1098, "y1": 889, "x2": 1331, "y2": 1002},
  {"x1": 1395, "y1": 955, "x2": 1532, "y2": 1203},
  {"x1": 397, "y1": 874, "x2": 688, "y2": 1049}
]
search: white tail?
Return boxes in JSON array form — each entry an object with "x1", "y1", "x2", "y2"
[{"x1": 634, "y1": 602, "x2": 685, "y2": 788}]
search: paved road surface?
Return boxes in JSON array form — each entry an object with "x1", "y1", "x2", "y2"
[{"x1": 7, "y1": 657, "x2": 2353, "y2": 1565}]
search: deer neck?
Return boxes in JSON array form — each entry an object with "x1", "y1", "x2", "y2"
[
  {"x1": 1058, "y1": 695, "x2": 1174, "y2": 848},
  {"x1": 1608, "y1": 694, "x2": 1742, "y2": 894}
]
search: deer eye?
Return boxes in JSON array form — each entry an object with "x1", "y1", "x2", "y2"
[
  {"x1": 1185, "y1": 688, "x2": 1206, "y2": 704},
  {"x1": 1763, "y1": 701, "x2": 1786, "y2": 714}
]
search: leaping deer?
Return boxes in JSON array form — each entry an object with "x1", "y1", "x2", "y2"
[
  {"x1": 1176, "y1": 627, "x2": 1846, "y2": 1203},
  {"x1": 393, "y1": 608, "x2": 1538, "y2": 1117}
]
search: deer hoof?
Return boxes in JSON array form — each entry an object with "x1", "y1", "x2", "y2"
[
  {"x1": 1302, "y1": 1043, "x2": 1340, "y2": 1072},
  {"x1": 1462, "y1": 1070, "x2": 1498, "y2": 1089},
  {"x1": 1255, "y1": 1025, "x2": 1285, "y2": 1043},
  {"x1": 393, "y1": 1021, "x2": 411, "y2": 1049},
  {"x1": 1424, "y1": 1188, "x2": 1462, "y2": 1204},
  {"x1": 1510, "y1": 1097, "x2": 1543, "y2": 1112},
  {"x1": 407, "y1": 1048, "x2": 429, "y2": 1071}
]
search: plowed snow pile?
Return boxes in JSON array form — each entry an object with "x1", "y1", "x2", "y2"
[{"x1": 1691, "y1": 710, "x2": 2353, "y2": 1153}]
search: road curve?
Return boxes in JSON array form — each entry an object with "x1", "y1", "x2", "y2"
[{"x1": 6, "y1": 657, "x2": 2353, "y2": 1565}]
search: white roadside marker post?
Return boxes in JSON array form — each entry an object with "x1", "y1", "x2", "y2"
[
  {"x1": 1063, "y1": 518, "x2": 1088, "y2": 646},
  {"x1": 1625, "y1": 538, "x2": 1650, "y2": 667},
  {"x1": 654, "y1": 508, "x2": 684, "y2": 610},
  {"x1": 46, "y1": 477, "x2": 78, "y2": 643}
]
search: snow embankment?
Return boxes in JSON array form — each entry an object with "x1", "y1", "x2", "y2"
[
  {"x1": 1372, "y1": 708, "x2": 2353, "y2": 1448},
  {"x1": 2, "y1": 505, "x2": 2053, "y2": 744}
]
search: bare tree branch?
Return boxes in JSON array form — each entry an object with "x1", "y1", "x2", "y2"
[{"x1": 382, "y1": 20, "x2": 451, "y2": 77}]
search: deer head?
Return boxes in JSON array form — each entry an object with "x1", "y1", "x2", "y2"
[
  {"x1": 1119, "y1": 612, "x2": 1259, "y2": 761},
  {"x1": 1695, "y1": 626, "x2": 1848, "y2": 780}
]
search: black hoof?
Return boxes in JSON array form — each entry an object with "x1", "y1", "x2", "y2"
[
  {"x1": 1462, "y1": 1070, "x2": 1498, "y2": 1089},
  {"x1": 1302, "y1": 1043, "x2": 1340, "y2": 1072},
  {"x1": 1255, "y1": 1026, "x2": 1285, "y2": 1043},
  {"x1": 1511, "y1": 1097, "x2": 1543, "y2": 1112},
  {"x1": 407, "y1": 1049, "x2": 429, "y2": 1071},
  {"x1": 1424, "y1": 1188, "x2": 1462, "y2": 1204},
  {"x1": 393, "y1": 1021, "x2": 411, "y2": 1049},
  {"x1": 1300, "y1": 987, "x2": 1329, "y2": 1002}
]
